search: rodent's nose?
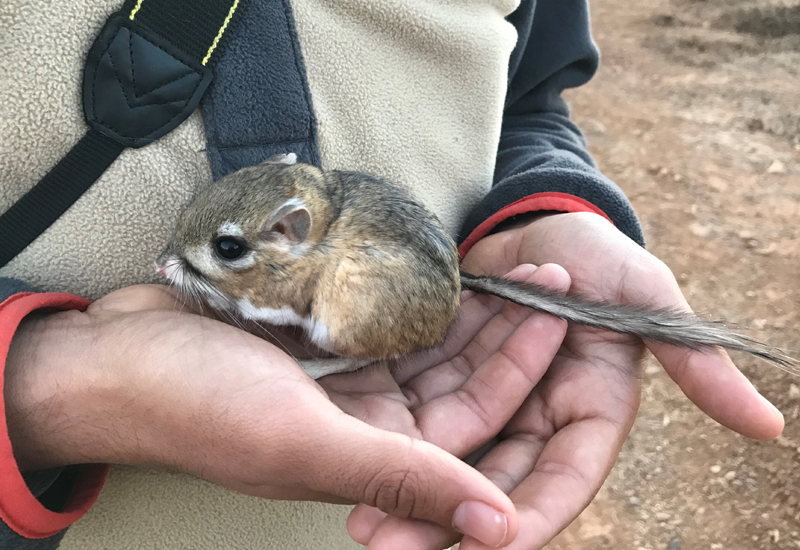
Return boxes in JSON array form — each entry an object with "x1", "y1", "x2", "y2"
[{"x1": 154, "y1": 254, "x2": 170, "y2": 276}]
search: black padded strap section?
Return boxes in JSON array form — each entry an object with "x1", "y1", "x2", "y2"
[
  {"x1": 121, "y1": 0, "x2": 238, "y2": 65},
  {"x1": 0, "y1": 0, "x2": 241, "y2": 268},
  {"x1": 0, "y1": 130, "x2": 124, "y2": 267}
]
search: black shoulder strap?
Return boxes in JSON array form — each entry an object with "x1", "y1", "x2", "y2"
[{"x1": 0, "y1": 0, "x2": 242, "y2": 267}]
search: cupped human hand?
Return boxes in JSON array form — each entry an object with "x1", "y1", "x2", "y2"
[
  {"x1": 4, "y1": 284, "x2": 525, "y2": 546},
  {"x1": 348, "y1": 211, "x2": 784, "y2": 550}
]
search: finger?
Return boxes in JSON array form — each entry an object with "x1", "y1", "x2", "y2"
[
  {"x1": 391, "y1": 264, "x2": 538, "y2": 385},
  {"x1": 363, "y1": 515, "x2": 460, "y2": 550},
  {"x1": 351, "y1": 423, "x2": 554, "y2": 550},
  {"x1": 321, "y1": 360, "x2": 399, "y2": 394},
  {"x1": 322, "y1": 366, "x2": 420, "y2": 436},
  {"x1": 406, "y1": 267, "x2": 569, "y2": 457},
  {"x1": 622, "y1": 275, "x2": 785, "y2": 440},
  {"x1": 303, "y1": 410, "x2": 519, "y2": 548},
  {"x1": 347, "y1": 507, "x2": 455, "y2": 550},
  {"x1": 647, "y1": 341, "x2": 784, "y2": 440},
  {"x1": 460, "y1": 418, "x2": 623, "y2": 550},
  {"x1": 328, "y1": 390, "x2": 419, "y2": 437},
  {"x1": 404, "y1": 264, "x2": 569, "y2": 404},
  {"x1": 347, "y1": 505, "x2": 388, "y2": 545}
]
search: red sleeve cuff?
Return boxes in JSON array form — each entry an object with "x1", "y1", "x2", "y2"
[
  {"x1": 0, "y1": 292, "x2": 109, "y2": 539},
  {"x1": 457, "y1": 191, "x2": 615, "y2": 258}
]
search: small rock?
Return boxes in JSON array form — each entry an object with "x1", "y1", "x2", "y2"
[
  {"x1": 654, "y1": 14, "x2": 677, "y2": 27},
  {"x1": 724, "y1": 471, "x2": 737, "y2": 481},
  {"x1": 711, "y1": 544, "x2": 722, "y2": 550},
  {"x1": 662, "y1": 414, "x2": 671, "y2": 427},
  {"x1": 705, "y1": 175, "x2": 728, "y2": 192},
  {"x1": 789, "y1": 384, "x2": 800, "y2": 398},
  {"x1": 752, "y1": 319, "x2": 767, "y2": 330},
  {"x1": 668, "y1": 538, "x2": 683, "y2": 550},
  {"x1": 767, "y1": 160, "x2": 786, "y2": 174},
  {"x1": 655, "y1": 512, "x2": 671, "y2": 522},
  {"x1": 630, "y1": 496, "x2": 642, "y2": 506},
  {"x1": 584, "y1": 119, "x2": 608, "y2": 135},
  {"x1": 756, "y1": 242, "x2": 779, "y2": 255},
  {"x1": 747, "y1": 118, "x2": 765, "y2": 132},
  {"x1": 710, "y1": 465, "x2": 722, "y2": 474},
  {"x1": 769, "y1": 529, "x2": 780, "y2": 543},
  {"x1": 689, "y1": 223, "x2": 712, "y2": 237}
]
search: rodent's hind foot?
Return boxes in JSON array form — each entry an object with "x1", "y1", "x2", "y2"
[{"x1": 299, "y1": 357, "x2": 376, "y2": 379}]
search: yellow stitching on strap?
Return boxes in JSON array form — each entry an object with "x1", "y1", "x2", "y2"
[
  {"x1": 129, "y1": 0, "x2": 145, "y2": 20},
  {"x1": 202, "y1": 0, "x2": 239, "y2": 65}
]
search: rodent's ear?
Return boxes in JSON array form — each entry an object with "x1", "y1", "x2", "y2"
[
  {"x1": 260, "y1": 199, "x2": 311, "y2": 245},
  {"x1": 261, "y1": 153, "x2": 297, "y2": 166}
]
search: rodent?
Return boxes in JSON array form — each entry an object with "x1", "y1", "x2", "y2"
[{"x1": 156, "y1": 153, "x2": 798, "y2": 379}]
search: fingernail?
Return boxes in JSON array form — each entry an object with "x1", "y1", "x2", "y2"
[{"x1": 452, "y1": 501, "x2": 508, "y2": 548}]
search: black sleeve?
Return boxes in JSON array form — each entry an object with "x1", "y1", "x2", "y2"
[{"x1": 459, "y1": 0, "x2": 645, "y2": 248}]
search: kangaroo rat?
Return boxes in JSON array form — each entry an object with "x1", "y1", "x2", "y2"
[{"x1": 156, "y1": 154, "x2": 798, "y2": 378}]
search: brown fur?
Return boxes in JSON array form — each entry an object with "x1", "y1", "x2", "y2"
[
  {"x1": 159, "y1": 159, "x2": 798, "y2": 374},
  {"x1": 159, "y1": 159, "x2": 460, "y2": 359}
]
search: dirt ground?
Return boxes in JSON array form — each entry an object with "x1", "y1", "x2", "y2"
[{"x1": 547, "y1": 0, "x2": 800, "y2": 548}]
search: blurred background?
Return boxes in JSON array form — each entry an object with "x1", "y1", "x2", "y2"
[{"x1": 550, "y1": 0, "x2": 800, "y2": 548}]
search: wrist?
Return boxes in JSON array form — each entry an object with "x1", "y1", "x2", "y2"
[
  {"x1": 490, "y1": 210, "x2": 562, "y2": 234},
  {"x1": 5, "y1": 310, "x2": 102, "y2": 470}
]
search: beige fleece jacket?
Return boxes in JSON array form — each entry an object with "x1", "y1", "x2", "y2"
[{"x1": 0, "y1": 0, "x2": 520, "y2": 547}]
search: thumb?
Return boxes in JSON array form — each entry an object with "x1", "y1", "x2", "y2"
[
  {"x1": 630, "y1": 274, "x2": 784, "y2": 441},
  {"x1": 647, "y1": 339, "x2": 784, "y2": 440},
  {"x1": 305, "y1": 411, "x2": 518, "y2": 548}
]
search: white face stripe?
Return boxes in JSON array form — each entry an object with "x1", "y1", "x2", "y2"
[
  {"x1": 236, "y1": 300, "x2": 305, "y2": 325},
  {"x1": 235, "y1": 298, "x2": 331, "y2": 349},
  {"x1": 303, "y1": 318, "x2": 331, "y2": 350},
  {"x1": 217, "y1": 221, "x2": 244, "y2": 237},
  {"x1": 157, "y1": 254, "x2": 233, "y2": 312}
]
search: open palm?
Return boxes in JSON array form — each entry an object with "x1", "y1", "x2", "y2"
[
  {"x1": 319, "y1": 263, "x2": 569, "y2": 456},
  {"x1": 347, "y1": 212, "x2": 784, "y2": 550}
]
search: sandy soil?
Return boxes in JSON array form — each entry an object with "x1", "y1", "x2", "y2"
[{"x1": 547, "y1": 0, "x2": 800, "y2": 548}]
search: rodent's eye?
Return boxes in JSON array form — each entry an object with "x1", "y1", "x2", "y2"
[{"x1": 214, "y1": 238, "x2": 246, "y2": 261}]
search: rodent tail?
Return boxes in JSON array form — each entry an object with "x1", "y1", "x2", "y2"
[{"x1": 460, "y1": 272, "x2": 799, "y2": 374}]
